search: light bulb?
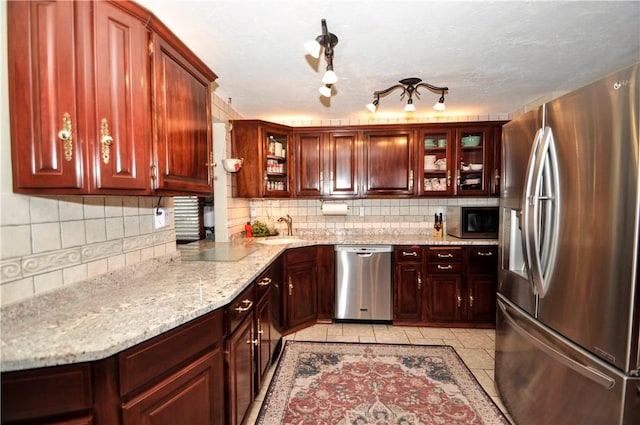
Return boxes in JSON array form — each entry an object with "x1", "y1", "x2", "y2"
[
  {"x1": 322, "y1": 70, "x2": 338, "y2": 85},
  {"x1": 433, "y1": 101, "x2": 446, "y2": 111},
  {"x1": 404, "y1": 102, "x2": 416, "y2": 112},
  {"x1": 366, "y1": 102, "x2": 377, "y2": 113},
  {"x1": 319, "y1": 85, "x2": 332, "y2": 98},
  {"x1": 304, "y1": 39, "x2": 321, "y2": 58}
]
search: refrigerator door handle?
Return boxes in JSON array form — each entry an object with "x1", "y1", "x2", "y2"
[
  {"x1": 522, "y1": 126, "x2": 560, "y2": 298},
  {"x1": 521, "y1": 128, "x2": 544, "y2": 295},
  {"x1": 498, "y1": 299, "x2": 616, "y2": 390}
]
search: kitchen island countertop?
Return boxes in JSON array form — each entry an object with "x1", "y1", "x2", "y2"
[{"x1": 0, "y1": 234, "x2": 496, "y2": 372}]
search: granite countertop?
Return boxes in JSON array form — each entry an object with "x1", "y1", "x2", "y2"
[{"x1": 0, "y1": 234, "x2": 497, "y2": 372}]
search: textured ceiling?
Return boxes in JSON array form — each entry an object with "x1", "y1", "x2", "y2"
[{"x1": 138, "y1": 0, "x2": 640, "y2": 123}]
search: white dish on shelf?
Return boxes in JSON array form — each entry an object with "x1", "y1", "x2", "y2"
[
  {"x1": 424, "y1": 165, "x2": 438, "y2": 171},
  {"x1": 470, "y1": 163, "x2": 483, "y2": 170},
  {"x1": 464, "y1": 178, "x2": 481, "y2": 185}
]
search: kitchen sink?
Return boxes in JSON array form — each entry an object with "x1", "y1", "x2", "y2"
[{"x1": 256, "y1": 238, "x2": 303, "y2": 245}]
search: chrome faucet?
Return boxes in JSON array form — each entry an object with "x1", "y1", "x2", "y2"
[{"x1": 277, "y1": 214, "x2": 293, "y2": 236}]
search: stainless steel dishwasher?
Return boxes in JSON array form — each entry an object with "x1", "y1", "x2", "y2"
[{"x1": 335, "y1": 245, "x2": 392, "y2": 321}]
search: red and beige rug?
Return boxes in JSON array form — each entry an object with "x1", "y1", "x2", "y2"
[{"x1": 257, "y1": 341, "x2": 510, "y2": 425}]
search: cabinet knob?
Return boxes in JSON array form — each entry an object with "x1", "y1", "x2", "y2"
[
  {"x1": 456, "y1": 289, "x2": 462, "y2": 308},
  {"x1": 58, "y1": 112, "x2": 73, "y2": 162},
  {"x1": 469, "y1": 289, "x2": 474, "y2": 307},
  {"x1": 288, "y1": 277, "x2": 293, "y2": 296},
  {"x1": 246, "y1": 339, "x2": 259, "y2": 346},
  {"x1": 100, "y1": 118, "x2": 113, "y2": 164},
  {"x1": 417, "y1": 272, "x2": 422, "y2": 290}
]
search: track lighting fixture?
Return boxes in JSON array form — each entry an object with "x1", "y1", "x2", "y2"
[
  {"x1": 305, "y1": 19, "x2": 339, "y2": 97},
  {"x1": 366, "y1": 78, "x2": 448, "y2": 113}
]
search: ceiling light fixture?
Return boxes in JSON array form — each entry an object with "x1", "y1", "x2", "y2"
[
  {"x1": 366, "y1": 78, "x2": 448, "y2": 113},
  {"x1": 305, "y1": 19, "x2": 339, "y2": 98}
]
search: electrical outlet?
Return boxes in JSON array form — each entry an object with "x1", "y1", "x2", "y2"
[{"x1": 154, "y1": 208, "x2": 168, "y2": 229}]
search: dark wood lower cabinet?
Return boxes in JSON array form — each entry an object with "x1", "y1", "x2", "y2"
[
  {"x1": 284, "y1": 247, "x2": 318, "y2": 332},
  {"x1": 121, "y1": 350, "x2": 224, "y2": 425},
  {"x1": 394, "y1": 245, "x2": 497, "y2": 328},
  {"x1": 393, "y1": 246, "x2": 425, "y2": 324},
  {"x1": 226, "y1": 314, "x2": 255, "y2": 425}
]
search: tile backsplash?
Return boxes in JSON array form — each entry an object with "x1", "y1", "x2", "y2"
[
  {"x1": 243, "y1": 197, "x2": 499, "y2": 237},
  {"x1": 0, "y1": 193, "x2": 176, "y2": 306}
]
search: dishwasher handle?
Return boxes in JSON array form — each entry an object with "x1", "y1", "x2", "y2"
[{"x1": 335, "y1": 245, "x2": 393, "y2": 254}]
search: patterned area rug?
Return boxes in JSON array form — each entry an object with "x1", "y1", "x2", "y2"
[{"x1": 257, "y1": 341, "x2": 510, "y2": 425}]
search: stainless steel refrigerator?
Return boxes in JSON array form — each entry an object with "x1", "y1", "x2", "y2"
[{"x1": 496, "y1": 63, "x2": 640, "y2": 425}]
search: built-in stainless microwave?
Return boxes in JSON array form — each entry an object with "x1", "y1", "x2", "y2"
[{"x1": 446, "y1": 206, "x2": 499, "y2": 239}]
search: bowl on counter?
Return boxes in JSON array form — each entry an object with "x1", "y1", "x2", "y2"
[{"x1": 461, "y1": 136, "x2": 481, "y2": 147}]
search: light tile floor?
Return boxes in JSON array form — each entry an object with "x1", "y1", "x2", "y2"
[{"x1": 247, "y1": 323, "x2": 514, "y2": 424}]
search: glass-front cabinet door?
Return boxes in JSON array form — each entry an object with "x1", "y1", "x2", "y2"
[
  {"x1": 455, "y1": 126, "x2": 493, "y2": 196},
  {"x1": 264, "y1": 131, "x2": 290, "y2": 196},
  {"x1": 419, "y1": 128, "x2": 454, "y2": 196}
]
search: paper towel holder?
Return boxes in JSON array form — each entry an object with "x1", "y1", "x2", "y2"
[{"x1": 320, "y1": 200, "x2": 349, "y2": 216}]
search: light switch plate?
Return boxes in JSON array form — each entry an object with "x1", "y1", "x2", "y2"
[{"x1": 154, "y1": 208, "x2": 168, "y2": 229}]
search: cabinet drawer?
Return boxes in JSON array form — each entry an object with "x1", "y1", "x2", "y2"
[
  {"x1": 1, "y1": 363, "x2": 92, "y2": 421},
  {"x1": 119, "y1": 310, "x2": 224, "y2": 397},
  {"x1": 285, "y1": 246, "x2": 316, "y2": 264},
  {"x1": 226, "y1": 284, "x2": 255, "y2": 335},
  {"x1": 255, "y1": 267, "x2": 273, "y2": 302},
  {"x1": 394, "y1": 246, "x2": 423, "y2": 262},
  {"x1": 427, "y1": 262, "x2": 463, "y2": 274},
  {"x1": 467, "y1": 246, "x2": 498, "y2": 274},
  {"x1": 427, "y1": 247, "x2": 462, "y2": 263}
]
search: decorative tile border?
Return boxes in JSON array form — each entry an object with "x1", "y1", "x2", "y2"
[{"x1": 1, "y1": 229, "x2": 175, "y2": 285}]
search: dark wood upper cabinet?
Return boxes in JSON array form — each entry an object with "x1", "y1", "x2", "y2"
[
  {"x1": 7, "y1": 0, "x2": 217, "y2": 196},
  {"x1": 150, "y1": 33, "x2": 215, "y2": 195},
  {"x1": 328, "y1": 132, "x2": 359, "y2": 197},
  {"x1": 232, "y1": 120, "x2": 293, "y2": 198},
  {"x1": 454, "y1": 125, "x2": 494, "y2": 196},
  {"x1": 8, "y1": 0, "x2": 84, "y2": 192},
  {"x1": 93, "y1": 1, "x2": 150, "y2": 193},
  {"x1": 232, "y1": 121, "x2": 506, "y2": 200},
  {"x1": 362, "y1": 129, "x2": 415, "y2": 196},
  {"x1": 294, "y1": 131, "x2": 359, "y2": 198},
  {"x1": 294, "y1": 132, "x2": 324, "y2": 197}
]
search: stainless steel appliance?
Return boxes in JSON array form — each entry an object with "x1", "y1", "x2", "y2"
[
  {"x1": 496, "y1": 63, "x2": 640, "y2": 424},
  {"x1": 446, "y1": 206, "x2": 499, "y2": 239},
  {"x1": 335, "y1": 245, "x2": 392, "y2": 321}
]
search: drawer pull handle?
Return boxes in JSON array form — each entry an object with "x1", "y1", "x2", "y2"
[
  {"x1": 477, "y1": 251, "x2": 494, "y2": 256},
  {"x1": 437, "y1": 264, "x2": 453, "y2": 270},
  {"x1": 234, "y1": 299, "x2": 253, "y2": 312},
  {"x1": 402, "y1": 251, "x2": 418, "y2": 257},
  {"x1": 100, "y1": 118, "x2": 114, "y2": 164},
  {"x1": 58, "y1": 112, "x2": 73, "y2": 161},
  {"x1": 437, "y1": 253, "x2": 454, "y2": 258},
  {"x1": 257, "y1": 277, "x2": 272, "y2": 286}
]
